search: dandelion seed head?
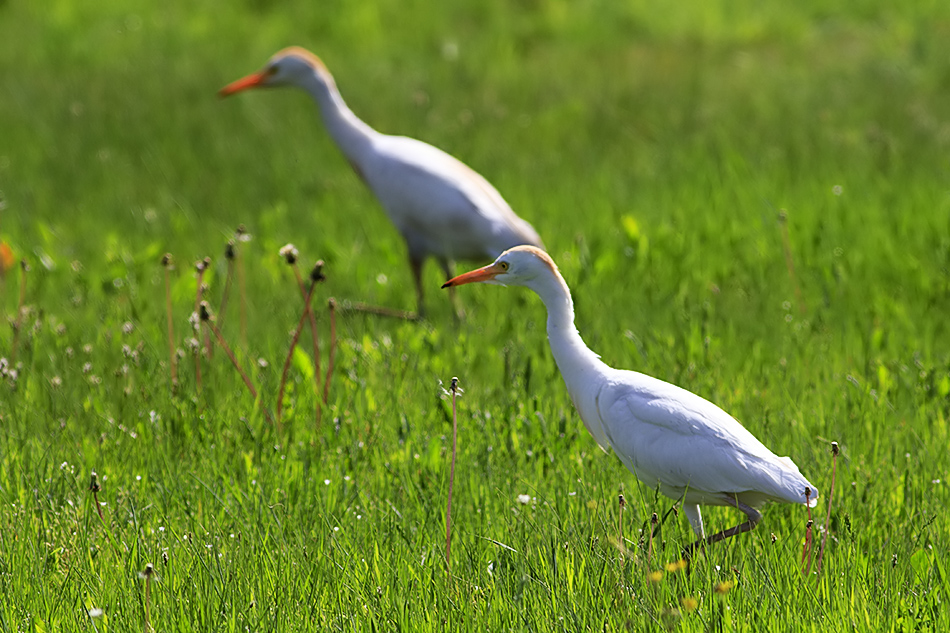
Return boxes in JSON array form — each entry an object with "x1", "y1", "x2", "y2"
[{"x1": 279, "y1": 243, "x2": 298, "y2": 264}]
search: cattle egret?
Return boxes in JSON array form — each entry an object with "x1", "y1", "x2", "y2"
[
  {"x1": 443, "y1": 245, "x2": 819, "y2": 557},
  {"x1": 220, "y1": 47, "x2": 543, "y2": 317}
]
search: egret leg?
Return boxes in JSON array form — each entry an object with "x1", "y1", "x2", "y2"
[
  {"x1": 409, "y1": 256, "x2": 426, "y2": 319},
  {"x1": 682, "y1": 504, "x2": 705, "y2": 539},
  {"x1": 438, "y1": 258, "x2": 464, "y2": 319},
  {"x1": 683, "y1": 498, "x2": 762, "y2": 561}
]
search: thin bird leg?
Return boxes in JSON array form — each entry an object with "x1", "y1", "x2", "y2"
[
  {"x1": 683, "y1": 497, "x2": 762, "y2": 560},
  {"x1": 409, "y1": 255, "x2": 426, "y2": 319},
  {"x1": 681, "y1": 504, "x2": 705, "y2": 540},
  {"x1": 438, "y1": 258, "x2": 463, "y2": 320}
]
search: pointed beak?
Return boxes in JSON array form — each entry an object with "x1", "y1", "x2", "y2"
[
  {"x1": 219, "y1": 71, "x2": 267, "y2": 98},
  {"x1": 442, "y1": 263, "x2": 505, "y2": 289}
]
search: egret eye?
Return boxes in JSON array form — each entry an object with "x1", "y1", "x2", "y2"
[
  {"x1": 265, "y1": 65, "x2": 278, "y2": 77},
  {"x1": 499, "y1": 261, "x2": 509, "y2": 271}
]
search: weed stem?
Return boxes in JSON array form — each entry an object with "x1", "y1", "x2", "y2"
[
  {"x1": 323, "y1": 298, "x2": 337, "y2": 409},
  {"x1": 200, "y1": 302, "x2": 274, "y2": 425},
  {"x1": 445, "y1": 377, "x2": 459, "y2": 577},
  {"x1": 10, "y1": 260, "x2": 27, "y2": 364},
  {"x1": 815, "y1": 441, "x2": 839, "y2": 575}
]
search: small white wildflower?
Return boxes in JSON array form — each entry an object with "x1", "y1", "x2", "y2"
[
  {"x1": 517, "y1": 494, "x2": 531, "y2": 505},
  {"x1": 279, "y1": 243, "x2": 298, "y2": 262}
]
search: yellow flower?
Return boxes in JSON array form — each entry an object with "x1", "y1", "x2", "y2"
[
  {"x1": 648, "y1": 570, "x2": 664, "y2": 583},
  {"x1": 665, "y1": 559, "x2": 688, "y2": 573},
  {"x1": 714, "y1": 580, "x2": 735, "y2": 594},
  {"x1": 681, "y1": 596, "x2": 699, "y2": 612}
]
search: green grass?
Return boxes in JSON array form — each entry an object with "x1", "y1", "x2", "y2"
[{"x1": 2, "y1": 0, "x2": 949, "y2": 630}]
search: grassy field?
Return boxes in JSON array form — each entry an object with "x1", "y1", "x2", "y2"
[{"x1": 2, "y1": 0, "x2": 949, "y2": 630}]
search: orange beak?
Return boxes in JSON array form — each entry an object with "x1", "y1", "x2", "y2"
[
  {"x1": 441, "y1": 263, "x2": 505, "y2": 288},
  {"x1": 219, "y1": 71, "x2": 268, "y2": 97}
]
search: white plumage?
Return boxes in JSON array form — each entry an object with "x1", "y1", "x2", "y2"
[
  {"x1": 220, "y1": 47, "x2": 543, "y2": 316},
  {"x1": 443, "y1": 245, "x2": 818, "y2": 554}
]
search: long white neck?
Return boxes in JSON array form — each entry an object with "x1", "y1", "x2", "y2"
[
  {"x1": 528, "y1": 268, "x2": 615, "y2": 451},
  {"x1": 530, "y1": 271, "x2": 611, "y2": 387},
  {"x1": 297, "y1": 70, "x2": 377, "y2": 167}
]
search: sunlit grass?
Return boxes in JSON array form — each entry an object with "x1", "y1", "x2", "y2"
[{"x1": 1, "y1": 0, "x2": 949, "y2": 630}]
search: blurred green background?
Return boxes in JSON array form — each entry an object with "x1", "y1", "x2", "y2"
[{"x1": 1, "y1": 0, "x2": 949, "y2": 630}]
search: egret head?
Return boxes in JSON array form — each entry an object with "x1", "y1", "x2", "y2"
[
  {"x1": 442, "y1": 245, "x2": 560, "y2": 290},
  {"x1": 219, "y1": 47, "x2": 330, "y2": 96}
]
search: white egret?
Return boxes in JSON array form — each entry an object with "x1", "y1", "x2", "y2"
[
  {"x1": 443, "y1": 245, "x2": 818, "y2": 556},
  {"x1": 220, "y1": 47, "x2": 543, "y2": 317}
]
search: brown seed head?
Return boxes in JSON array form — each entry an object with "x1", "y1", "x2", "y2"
[
  {"x1": 225, "y1": 240, "x2": 235, "y2": 260},
  {"x1": 310, "y1": 260, "x2": 326, "y2": 283},
  {"x1": 89, "y1": 471, "x2": 100, "y2": 493},
  {"x1": 199, "y1": 301, "x2": 213, "y2": 322},
  {"x1": 831, "y1": 441, "x2": 839, "y2": 456},
  {"x1": 161, "y1": 253, "x2": 172, "y2": 268},
  {"x1": 650, "y1": 512, "x2": 658, "y2": 526},
  {"x1": 778, "y1": 209, "x2": 788, "y2": 223},
  {"x1": 279, "y1": 243, "x2": 298, "y2": 265},
  {"x1": 618, "y1": 493, "x2": 625, "y2": 508}
]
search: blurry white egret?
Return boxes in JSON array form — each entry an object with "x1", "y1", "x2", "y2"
[
  {"x1": 220, "y1": 47, "x2": 543, "y2": 317},
  {"x1": 443, "y1": 245, "x2": 818, "y2": 556}
]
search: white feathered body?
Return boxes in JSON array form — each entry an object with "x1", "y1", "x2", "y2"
[
  {"x1": 572, "y1": 367, "x2": 816, "y2": 509},
  {"x1": 357, "y1": 134, "x2": 543, "y2": 262}
]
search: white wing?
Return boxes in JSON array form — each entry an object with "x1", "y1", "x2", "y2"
[
  {"x1": 595, "y1": 369, "x2": 817, "y2": 507},
  {"x1": 360, "y1": 135, "x2": 542, "y2": 260}
]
